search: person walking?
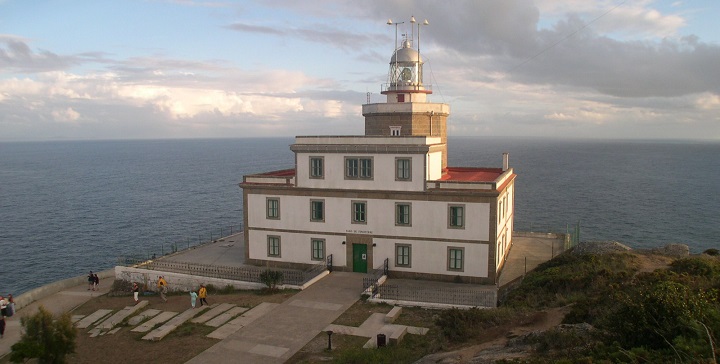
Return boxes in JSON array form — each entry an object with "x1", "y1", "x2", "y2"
[
  {"x1": 198, "y1": 285, "x2": 208, "y2": 307},
  {"x1": 88, "y1": 271, "x2": 95, "y2": 290},
  {"x1": 0, "y1": 295, "x2": 7, "y2": 338},
  {"x1": 189, "y1": 291, "x2": 197, "y2": 309},
  {"x1": 157, "y1": 276, "x2": 168, "y2": 303},
  {"x1": 132, "y1": 282, "x2": 140, "y2": 305}
]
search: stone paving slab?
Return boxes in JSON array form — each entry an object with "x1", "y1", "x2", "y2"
[
  {"x1": 142, "y1": 306, "x2": 209, "y2": 341},
  {"x1": 206, "y1": 302, "x2": 278, "y2": 340},
  {"x1": 191, "y1": 303, "x2": 233, "y2": 324},
  {"x1": 108, "y1": 327, "x2": 122, "y2": 335},
  {"x1": 205, "y1": 306, "x2": 249, "y2": 328},
  {"x1": 131, "y1": 311, "x2": 179, "y2": 333},
  {"x1": 97, "y1": 301, "x2": 149, "y2": 330},
  {"x1": 128, "y1": 309, "x2": 161, "y2": 326},
  {"x1": 88, "y1": 328, "x2": 102, "y2": 338},
  {"x1": 76, "y1": 309, "x2": 113, "y2": 329},
  {"x1": 72, "y1": 314, "x2": 85, "y2": 323}
]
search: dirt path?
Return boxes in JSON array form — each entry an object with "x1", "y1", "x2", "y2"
[{"x1": 416, "y1": 305, "x2": 571, "y2": 364}]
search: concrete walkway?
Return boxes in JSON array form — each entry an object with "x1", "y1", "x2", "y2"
[
  {"x1": 0, "y1": 282, "x2": 112, "y2": 359},
  {"x1": 186, "y1": 271, "x2": 365, "y2": 364}
]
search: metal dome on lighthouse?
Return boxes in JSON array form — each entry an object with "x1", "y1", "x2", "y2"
[
  {"x1": 384, "y1": 16, "x2": 431, "y2": 103},
  {"x1": 363, "y1": 15, "x2": 450, "y2": 168}
]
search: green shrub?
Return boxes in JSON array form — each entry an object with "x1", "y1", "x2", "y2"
[
  {"x1": 10, "y1": 306, "x2": 77, "y2": 364},
  {"x1": 259, "y1": 270, "x2": 283, "y2": 291},
  {"x1": 671, "y1": 257, "x2": 720, "y2": 278}
]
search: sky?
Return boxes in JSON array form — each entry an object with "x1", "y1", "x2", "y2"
[{"x1": 1, "y1": 0, "x2": 719, "y2": 141}]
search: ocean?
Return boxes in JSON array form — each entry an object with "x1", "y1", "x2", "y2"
[{"x1": 1, "y1": 137, "x2": 719, "y2": 296}]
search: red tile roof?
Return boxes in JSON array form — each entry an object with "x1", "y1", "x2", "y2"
[
  {"x1": 255, "y1": 169, "x2": 296, "y2": 177},
  {"x1": 439, "y1": 167, "x2": 504, "y2": 182}
]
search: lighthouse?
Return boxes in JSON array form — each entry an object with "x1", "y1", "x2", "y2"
[{"x1": 363, "y1": 17, "x2": 450, "y2": 169}]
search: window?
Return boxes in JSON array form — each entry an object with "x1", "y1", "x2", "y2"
[
  {"x1": 396, "y1": 244, "x2": 411, "y2": 267},
  {"x1": 390, "y1": 126, "x2": 401, "y2": 136},
  {"x1": 352, "y1": 201, "x2": 367, "y2": 224},
  {"x1": 266, "y1": 198, "x2": 279, "y2": 219},
  {"x1": 267, "y1": 236, "x2": 281, "y2": 257},
  {"x1": 396, "y1": 158, "x2": 411, "y2": 181},
  {"x1": 310, "y1": 157, "x2": 324, "y2": 179},
  {"x1": 448, "y1": 247, "x2": 464, "y2": 271},
  {"x1": 311, "y1": 238, "x2": 325, "y2": 261},
  {"x1": 310, "y1": 200, "x2": 325, "y2": 222},
  {"x1": 449, "y1": 205, "x2": 465, "y2": 229},
  {"x1": 395, "y1": 203, "x2": 411, "y2": 226},
  {"x1": 345, "y1": 157, "x2": 373, "y2": 179}
]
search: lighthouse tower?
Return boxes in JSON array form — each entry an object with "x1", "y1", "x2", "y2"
[{"x1": 363, "y1": 17, "x2": 450, "y2": 169}]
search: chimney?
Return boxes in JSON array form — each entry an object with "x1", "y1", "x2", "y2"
[{"x1": 502, "y1": 152, "x2": 509, "y2": 171}]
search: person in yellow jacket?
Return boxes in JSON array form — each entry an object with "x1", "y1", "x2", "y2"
[
  {"x1": 198, "y1": 284, "x2": 209, "y2": 306},
  {"x1": 157, "y1": 276, "x2": 168, "y2": 303}
]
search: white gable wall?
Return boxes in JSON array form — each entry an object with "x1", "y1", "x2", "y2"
[{"x1": 296, "y1": 153, "x2": 427, "y2": 191}]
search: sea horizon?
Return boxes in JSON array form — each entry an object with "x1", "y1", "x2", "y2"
[{"x1": 2, "y1": 136, "x2": 719, "y2": 296}]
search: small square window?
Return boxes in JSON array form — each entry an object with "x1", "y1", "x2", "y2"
[
  {"x1": 449, "y1": 205, "x2": 465, "y2": 229},
  {"x1": 311, "y1": 238, "x2": 325, "y2": 261},
  {"x1": 311, "y1": 200, "x2": 325, "y2": 222},
  {"x1": 267, "y1": 236, "x2": 281, "y2": 257},
  {"x1": 310, "y1": 157, "x2": 324, "y2": 179},
  {"x1": 396, "y1": 244, "x2": 411, "y2": 267},
  {"x1": 395, "y1": 158, "x2": 411, "y2": 181},
  {"x1": 396, "y1": 203, "x2": 411, "y2": 226},
  {"x1": 448, "y1": 247, "x2": 464, "y2": 271},
  {"x1": 352, "y1": 201, "x2": 367, "y2": 224},
  {"x1": 266, "y1": 198, "x2": 280, "y2": 219}
]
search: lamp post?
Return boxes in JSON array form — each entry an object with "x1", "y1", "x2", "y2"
[
  {"x1": 415, "y1": 17, "x2": 429, "y2": 86},
  {"x1": 386, "y1": 19, "x2": 404, "y2": 85}
]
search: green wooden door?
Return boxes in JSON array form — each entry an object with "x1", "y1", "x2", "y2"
[{"x1": 352, "y1": 243, "x2": 368, "y2": 273}]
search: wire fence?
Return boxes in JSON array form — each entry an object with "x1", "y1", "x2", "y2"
[
  {"x1": 374, "y1": 284, "x2": 497, "y2": 307},
  {"x1": 120, "y1": 224, "x2": 243, "y2": 262},
  {"x1": 122, "y1": 259, "x2": 325, "y2": 286}
]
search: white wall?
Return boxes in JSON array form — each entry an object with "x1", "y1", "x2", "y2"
[
  {"x1": 373, "y1": 238, "x2": 489, "y2": 277},
  {"x1": 248, "y1": 194, "x2": 491, "y2": 242},
  {"x1": 248, "y1": 230, "x2": 347, "y2": 265},
  {"x1": 428, "y1": 151, "x2": 442, "y2": 180},
  {"x1": 296, "y1": 153, "x2": 427, "y2": 191}
]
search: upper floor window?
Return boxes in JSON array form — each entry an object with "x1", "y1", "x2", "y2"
[
  {"x1": 345, "y1": 157, "x2": 373, "y2": 179},
  {"x1": 396, "y1": 203, "x2": 411, "y2": 226},
  {"x1": 449, "y1": 205, "x2": 465, "y2": 229},
  {"x1": 390, "y1": 126, "x2": 401, "y2": 136},
  {"x1": 396, "y1": 158, "x2": 411, "y2": 181},
  {"x1": 266, "y1": 198, "x2": 280, "y2": 219},
  {"x1": 310, "y1": 157, "x2": 324, "y2": 179},
  {"x1": 352, "y1": 201, "x2": 367, "y2": 224},
  {"x1": 310, "y1": 199, "x2": 325, "y2": 222}
]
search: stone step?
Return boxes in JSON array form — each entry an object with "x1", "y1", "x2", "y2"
[
  {"x1": 76, "y1": 309, "x2": 113, "y2": 329},
  {"x1": 128, "y1": 309, "x2": 161, "y2": 326},
  {"x1": 97, "y1": 301, "x2": 149, "y2": 330},
  {"x1": 191, "y1": 303, "x2": 234, "y2": 324},
  {"x1": 131, "y1": 311, "x2": 179, "y2": 333},
  {"x1": 204, "y1": 306, "x2": 249, "y2": 327},
  {"x1": 142, "y1": 306, "x2": 210, "y2": 341},
  {"x1": 206, "y1": 302, "x2": 279, "y2": 340}
]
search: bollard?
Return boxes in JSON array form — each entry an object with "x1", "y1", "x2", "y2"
[
  {"x1": 326, "y1": 330, "x2": 333, "y2": 351},
  {"x1": 377, "y1": 333, "x2": 386, "y2": 347}
]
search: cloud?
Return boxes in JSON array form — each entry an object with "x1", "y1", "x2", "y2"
[
  {"x1": 51, "y1": 107, "x2": 80, "y2": 123},
  {"x1": 0, "y1": 36, "x2": 106, "y2": 73}
]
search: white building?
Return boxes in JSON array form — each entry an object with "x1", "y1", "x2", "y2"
[{"x1": 240, "y1": 24, "x2": 515, "y2": 285}]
